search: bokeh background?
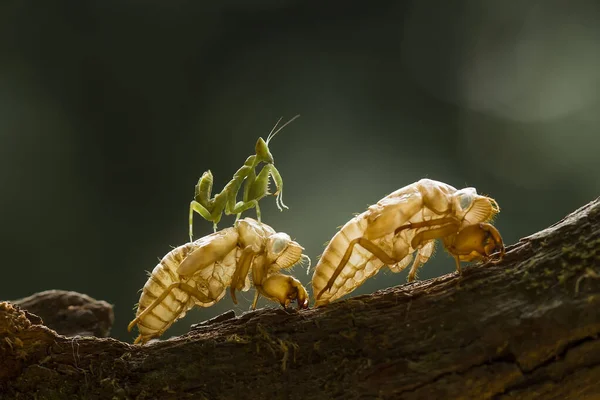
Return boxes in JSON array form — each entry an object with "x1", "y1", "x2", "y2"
[{"x1": 1, "y1": 1, "x2": 598, "y2": 342}]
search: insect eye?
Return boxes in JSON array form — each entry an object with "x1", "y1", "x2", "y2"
[
  {"x1": 271, "y1": 238, "x2": 288, "y2": 254},
  {"x1": 458, "y1": 193, "x2": 473, "y2": 210}
]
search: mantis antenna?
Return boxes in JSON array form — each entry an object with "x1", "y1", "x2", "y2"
[{"x1": 266, "y1": 114, "x2": 301, "y2": 145}]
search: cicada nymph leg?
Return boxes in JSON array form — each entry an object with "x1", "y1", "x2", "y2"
[
  {"x1": 257, "y1": 274, "x2": 309, "y2": 309},
  {"x1": 229, "y1": 246, "x2": 257, "y2": 304},
  {"x1": 444, "y1": 222, "x2": 505, "y2": 273},
  {"x1": 394, "y1": 216, "x2": 459, "y2": 236},
  {"x1": 251, "y1": 290, "x2": 261, "y2": 310},
  {"x1": 407, "y1": 240, "x2": 436, "y2": 282},
  {"x1": 127, "y1": 282, "x2": 212, "y2": 334}
]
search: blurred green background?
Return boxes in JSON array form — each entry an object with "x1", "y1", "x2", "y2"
[{"x1": 1, "y1": 1, "x2": 598, "y2": 342}]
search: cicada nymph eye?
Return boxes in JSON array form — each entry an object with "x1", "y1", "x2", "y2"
[
  {"x1": 458, "y1": 192, "x2": 473, "y2": 211},
  {"x1": 269, "y1": 232, "x2": 290, "y2": 255}
]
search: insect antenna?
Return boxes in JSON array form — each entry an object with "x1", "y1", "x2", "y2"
[
  {"x1": 266, "y1": 114, "x2": 301, "y2": 145},
  {"x1": 300, "y1": 254, "x2": 312, "y2": 275}
]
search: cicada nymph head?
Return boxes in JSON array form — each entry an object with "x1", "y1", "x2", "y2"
[
  {"x1": 451, "y1": 188, "x2": 500, "y2": 227},
  {"x1": 253, "y1": 231, "x2": 310, "y2": 310}
]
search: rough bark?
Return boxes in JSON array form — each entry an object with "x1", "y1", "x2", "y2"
[
  {"x1": 1, "y1": 198, "x2": 599, "y2": 400},
  {"x1": 11, "y1": 290, "x2": 114, "y2": 338}
]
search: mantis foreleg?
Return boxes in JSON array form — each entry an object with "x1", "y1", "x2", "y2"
[
  {"x1": 194, "y1": 170, "x2": 214, "y2": 209},
  {"x1": 269, "y1": 165, "x2": 288, "y2": 211},
  {"x1": 245, "y1": 164, "x2": 288, "y2": 212}
]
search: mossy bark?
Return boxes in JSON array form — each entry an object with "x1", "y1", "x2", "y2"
[{"x1": 1, "y1": 198, "x2": 599, "y2": 400}]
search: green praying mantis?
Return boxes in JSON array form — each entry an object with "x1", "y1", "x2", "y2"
[{"x1": 189, "y1": 115, "x2": 300, "y2": 241}]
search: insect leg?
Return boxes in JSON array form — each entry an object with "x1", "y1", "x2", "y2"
[
  {"x1": 189, "y1": 200, "x2": 214, "y2": 240},
  {"x1": 242, "y1": 163, "x2": 258, "y2": 203},
  {"x1": 394, "y1": 216, "x2": 459, "y2": 236},
  {"x1": 227, "y1": 199, "x2": 261, "y2": 221},
  {"x1": 258, "y1": 273, "x2": 309, "y2": 309},
  {"x1": 403, "y1": 223, "x2": 464, "y2": 277},
  {"x1": 477, "y1": 223, "x2": 505, "y2": 258},
  {"x1": 128, "y1": 282, "x2": 212, "y2": 333},
  {"x1": 230, "y1": 246, "x2": 257, "y2": 304},
  {"x1": 317, "y1": 238, "x2": 399, "y2": 300},
  {"x1": 245, "y1": 164, "x2": 287, "y2": 212},
  {"x1": 409, "y1": 223, "x2": 460, "y2": 249},
  {"x1": 268, "y1": 165, "x2": 288, "y2": 211},
  {"x1": 445, "y1": 222, "x2": 505, "y2": 275},
  {"x1": 250, "y1": 254, "x2": 269, "y2": 309},
  {"x1": 251, "y1": 291, "x2": 260, "y2": 310},
  {"x1": 246, "y1": 165, "x2": 271, "y2": 200},
  {"x1": 407, "y1": 241, "x2": 436, "y2": 282},
  {"x1": 194, "y1": 170, "x2": 214, "y2": 209}
]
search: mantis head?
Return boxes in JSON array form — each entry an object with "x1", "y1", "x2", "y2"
[
  {"x1": 254, "y1": 115, "x2": 301, "y2": 164},
  {"x1": 255, "y1": 137, "x2": 275, "y2": 164}
]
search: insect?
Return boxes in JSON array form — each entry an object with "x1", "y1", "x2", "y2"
[
  {"x1": 189, "y1": 115, "x2": 300, "y2": 241},
  {"x1": 128, "y1": 218, "x2": 310, "y2": 344},
  {"x1": 311, "y1": 179, "x2": 505, "y2": 306}
]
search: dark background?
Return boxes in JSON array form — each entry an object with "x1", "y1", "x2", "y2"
[{"x1": 1, "y1": 1, "x2": 598, "y2": 342}]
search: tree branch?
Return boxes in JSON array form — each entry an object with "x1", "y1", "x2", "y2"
[
  {"x1": 1, "y1": 198, "x2": 599, "y2": 399},
  {"x1": 11, "y1": 290, "x2": 114, "y2": 338}
]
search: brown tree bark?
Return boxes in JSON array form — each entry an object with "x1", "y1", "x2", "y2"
[
  {"x1": 11, "y1": 290, "x2": 114, "y2": 338},
  {"x1": 1, "y1": 198, "x2": 599, "y2": 400}
]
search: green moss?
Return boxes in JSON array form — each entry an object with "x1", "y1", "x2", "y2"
[
  {"x1": 253, "y1": 323, "x2": 301, "y2": 371},
  {"x1": 225, "y1": 334, "x2": 250, "y2": 343}
]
